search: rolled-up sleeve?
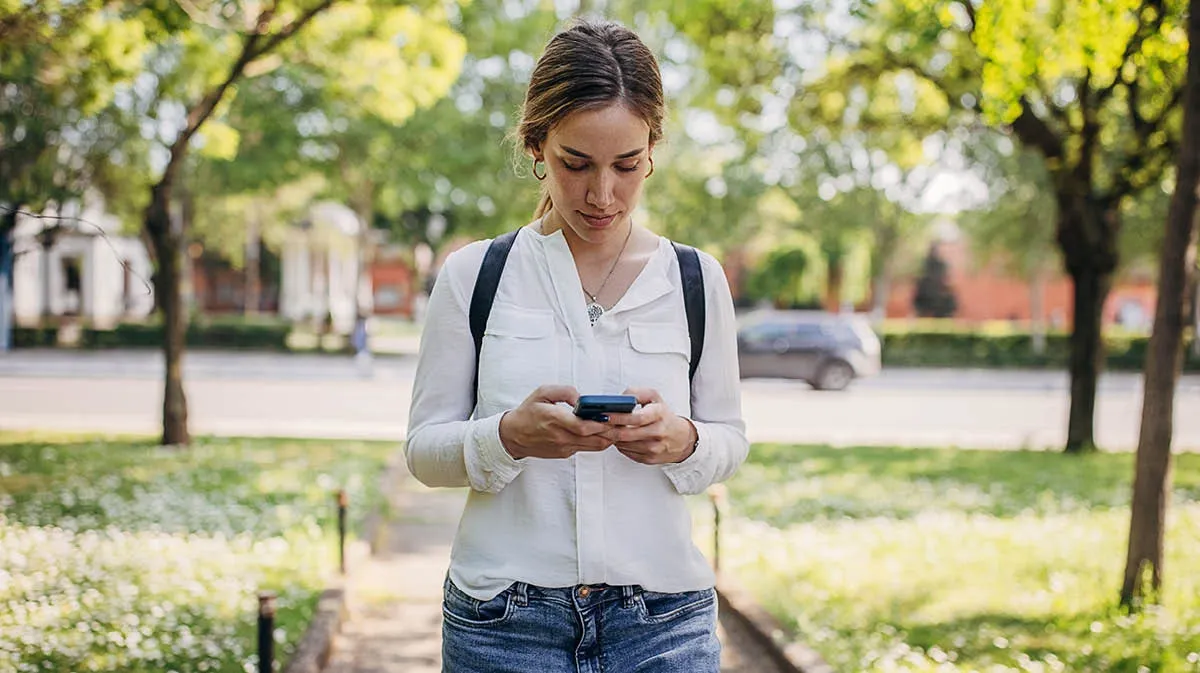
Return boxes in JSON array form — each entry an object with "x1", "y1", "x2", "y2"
[
  {"x1": 405, "y1": 243, "x2": 528, "y2": 492},
  {"x1": 662, "y1": 253, "x2": 749, "y2": 495}
]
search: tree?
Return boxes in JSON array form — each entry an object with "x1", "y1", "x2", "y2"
[
  {"x1": 744, "y1": 238, "x2": 822, "y2": 308},
  {"x1": 0, "y1": 1, "x2": 150, "y2": 350},
  {"x1": 913, "y1": 243, "x2": 958, "y2": 318},
  {"x1": 803, "y1": 0, "x2": 1190, "y2": 453},
  {"x1": 1122, "y1": 0, "x2": 1199, "y2": 610},
  {"x1": 122, "y1": 1, "x2": 465, "y2": 445}
]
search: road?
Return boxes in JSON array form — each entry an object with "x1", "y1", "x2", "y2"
[{"x1": 2, "y1": 349, "x2": 1198, "y2": 450}]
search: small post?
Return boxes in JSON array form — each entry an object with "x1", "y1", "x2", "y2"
[
  {"x1": 257, "y1": 592, "x2": 276, "y2": 673},
  {"x1": 337, "y1": 489, "x2": 348, "y2": 575},
  {"x1": 707, "y1": 485, "x2": 726, "y2": 573}
]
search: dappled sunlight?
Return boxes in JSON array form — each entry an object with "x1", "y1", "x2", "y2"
[
  {"x1": 698, "y1": 445, "x2": 1200, "y2": 672},
  {"x1": 0, "y1": 434, "x2": 392, "y2": 672}
]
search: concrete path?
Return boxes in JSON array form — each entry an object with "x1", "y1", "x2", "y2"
[{"x1": 325, "y1": 463, "x2": 787, "y2": 673}]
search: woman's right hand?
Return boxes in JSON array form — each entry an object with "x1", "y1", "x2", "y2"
[{"x1": 498, "y1": 385, "x2": 613, "y2": 460}]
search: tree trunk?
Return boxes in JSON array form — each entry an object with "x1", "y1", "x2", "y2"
[
  {"x1": 1064, "y1": 263, "x2": 1111, "y2": 453},
  {"x1": 0, "y1": 206, "x2": 18, "y2": 352},
  {"x1": 145, "y1": 183, "x2": 189, "y2": 446},
  {"x1": 1056, "y1": 187, "x2": 1119, "y2": 455},
  {"x1": 826, "y1": 256, "x2": 844, "y2": 313},
  {"x1": 1121, "y1": 0, "x2": 1200, "y2": 610}
]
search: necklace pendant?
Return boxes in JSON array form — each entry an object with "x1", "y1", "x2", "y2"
[{"x1": 586, "y1": 301, "x2": 604, "y2": 326}]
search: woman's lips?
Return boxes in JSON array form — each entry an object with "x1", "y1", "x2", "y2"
[{"x1": 580, "y1": 212, "x2": 617, "y2": 228}]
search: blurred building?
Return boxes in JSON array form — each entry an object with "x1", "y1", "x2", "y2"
[
  {"x1": 885, "y1": 236, "x2": 1157, "y2": 330},
  {"x1": 190, "y1": 244, "x2": 280, "y2": 314},
  {"x1": 370, "y1": 244, "x2": 418, "y2": 317},
  {"x1": 278, "y1": 201, "x2": 368, "y2": 334},
  {"x1": 10, "y1": 198, "x2": 154, "y2": 327}
]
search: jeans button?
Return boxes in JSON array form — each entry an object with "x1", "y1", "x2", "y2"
[{"x1": 578, "y1": 586, "x2": 590, "y2": 598}]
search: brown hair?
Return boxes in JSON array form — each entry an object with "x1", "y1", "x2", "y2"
[{"x1": 516, "y1": 18, "x2": 665, "y2": 219}]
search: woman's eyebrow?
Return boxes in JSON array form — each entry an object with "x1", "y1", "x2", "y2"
[{"x1": 560, "y1": 145, "x2": 645, "y2": 160}]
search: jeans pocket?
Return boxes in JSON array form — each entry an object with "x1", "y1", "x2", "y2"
[
  {"x1": 636, "y1": 587, "x2": 716, "y2": 624},
  {"x1": 442, "y1": 578, "x2": 515, "y2": 627}
]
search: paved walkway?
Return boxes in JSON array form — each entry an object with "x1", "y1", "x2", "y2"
[{"x1": 325, "y1": 464, "x2": 787, "y2": 673}]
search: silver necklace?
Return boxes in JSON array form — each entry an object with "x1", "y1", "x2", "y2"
[{"x1": 582, "y1": 225, "x2": 633, "y2": 326}]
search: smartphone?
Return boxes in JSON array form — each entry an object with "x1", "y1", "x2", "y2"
[{"x1": 573, "y1": 394, "x2": 638, "y2": 421}]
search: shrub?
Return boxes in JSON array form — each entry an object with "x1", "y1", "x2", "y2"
[{"x1": 880, "y1": 325, "x2": 1199, "y2": 371}]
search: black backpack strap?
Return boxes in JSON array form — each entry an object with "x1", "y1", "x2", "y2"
[
  {"x1": 672, "y1": 241, "x2": 706, "y2": 382},
  {"x1": 469, "y1": 229, "x2": 520, "y2": 406}
]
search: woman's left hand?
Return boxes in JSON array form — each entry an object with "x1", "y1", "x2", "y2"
[{"x1": 600, "y1": 388, "x2": 698, "y2": 465}]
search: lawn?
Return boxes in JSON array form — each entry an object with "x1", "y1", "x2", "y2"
[
  {"x1": 0, "y1": 432, "x2": 394, "y2": 673},
  {"x1": 707, "y1": 445, "x2": 1200, "y2": 672}
]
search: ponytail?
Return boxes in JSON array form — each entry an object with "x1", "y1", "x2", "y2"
[{"x1": 533, "y1": 191, "x2": 553, "y2": 221}]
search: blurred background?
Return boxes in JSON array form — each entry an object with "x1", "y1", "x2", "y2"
[{"x1": 2, "y1": 1, "x2": 1199, "y2": 672}]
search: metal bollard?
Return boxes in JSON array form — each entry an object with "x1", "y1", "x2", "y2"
[
  {"x1": 337, "y1": 489, "x2": 348, "y2": 575},
  {"x1": 707, "y1": 484, "x2": 726, "y2": 573},
  {"x1": 257, "y1": 592, "x2": 276, "y2": 673}
]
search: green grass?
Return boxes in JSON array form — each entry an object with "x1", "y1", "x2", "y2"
[
  {"x1": 0, "y1": 432, "x2": 394, "y2": 673},
  {"x1": 705, "y1": 445, "x2": 1200, "y2": 672}
]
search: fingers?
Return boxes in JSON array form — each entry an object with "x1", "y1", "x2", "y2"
[
  {"x1": 616, "y1": 441, "x2": 675, "y2": 464},
  {"x1": 541, "y1": 403, "x2": 611, "y2": 436},
  {"x1": 605, "y1": 387, "x2": 667, "y2": 427},
  {"x1": 622, "y1": 387, "x2": 663, "y2": 406},
  {"x1": 600, "y1": 418, "x2": 667, "y2": 445},
  {"x1": 530, "y1": 384, "x2": 581, "y2": 405}
]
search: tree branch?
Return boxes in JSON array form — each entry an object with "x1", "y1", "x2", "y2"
[
  {"x1": 1095, "y1": 0, "x2": 1165, "y2": 106},
  {"x1": 1107, "y1": 78, "x2": 1186, "y2": 200},
  {"x1": 1010, "y1": 98, "x2": 1065, "y2": 162},
  {"x1": 160, "y1": 1, "x2": 336, "y2": 186},
  {"x1": 248, "y1": 0, "x2": 335, "y2": 61}
]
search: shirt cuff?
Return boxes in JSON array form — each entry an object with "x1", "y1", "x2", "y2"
[
  {"x1": 464, "y1": 411, "x2": 528, "y2": 493},
  {"x1": 661, "y1": 419, "x2": 711, "y2": 494}
]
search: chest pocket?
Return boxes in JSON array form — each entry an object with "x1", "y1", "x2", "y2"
[
  {"x1": 478, "y1": 306, "x2": 558, "y2": 408},
  {"x1": 621, "y1": 323, "x2": 691, "y2": 415}
]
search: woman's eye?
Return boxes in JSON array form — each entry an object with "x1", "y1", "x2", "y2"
[
  {"x1": 563, "y1": 161, "x2": 588, "y2": 171},
  {"x1": 616, "y1": 163, "x2": 640, "y2": 173}
]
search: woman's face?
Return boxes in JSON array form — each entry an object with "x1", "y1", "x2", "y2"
[{"x1": 534, "y1": 103, "x2": 653, "y2": 243}]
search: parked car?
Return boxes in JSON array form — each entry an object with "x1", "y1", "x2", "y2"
[{"x1": 736, "y1": 310, "x2": 882, "y2": 390}]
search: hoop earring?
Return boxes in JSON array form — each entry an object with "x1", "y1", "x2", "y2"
[
  {"x1": 646, "y1": 157, "x2": 654, "y2": 178},
  {"x1": 532, "y1": 158, "x2": 547, "y2": 181}
]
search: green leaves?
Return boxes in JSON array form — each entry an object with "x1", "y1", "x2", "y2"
[
  {"x1": 292, "y1": 4, "x2": 466, "y2": 125},
  {"x1": 975, "y1": 0, "x2": 1141, "y2": 125}
]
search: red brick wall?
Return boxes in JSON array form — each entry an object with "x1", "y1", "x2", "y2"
[
  {"x1": 371, "y1": 261, "x2": 415, "y2": 317},
  {"x1": 886, "y1": 240, "x2": 1157, "y2": 329}
]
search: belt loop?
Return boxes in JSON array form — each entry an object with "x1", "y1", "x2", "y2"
[
  {"x1": 621, "y1": 585, "x2": 636, "y2": 608},
  {"x1": 514, "y1": 581, "x2": 529, "y2": 607}
]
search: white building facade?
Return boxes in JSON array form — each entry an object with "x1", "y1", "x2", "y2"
[{"x1": 11, "y1": 201, "x2": 154, "y2": 327}]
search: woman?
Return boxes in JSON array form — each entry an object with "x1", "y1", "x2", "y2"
[{"x1": 406, "y1": 18, "x2": 748, "y2": 672}]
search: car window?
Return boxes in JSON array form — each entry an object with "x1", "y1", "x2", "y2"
[
  {"x1": 742, "y1": 323, "x2": 791, "y2": 342},
  {"x1": 792, "y1": 323, "x2": 825, "y2": 339}
]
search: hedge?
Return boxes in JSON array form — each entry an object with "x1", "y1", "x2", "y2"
[
  {"x1": 12, "y1": 327, "x2": 58, "y2": 348},
  {"x1": 13, "y1": 321, "x2": 291, "y2": 350},
  {"x1": 880, "y1": 328, "x2": 1200, "y2": 372}
]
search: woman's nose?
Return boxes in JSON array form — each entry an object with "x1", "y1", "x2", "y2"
[{"x1": 586, "y1": 171, "x2": 615, "y2": 210}]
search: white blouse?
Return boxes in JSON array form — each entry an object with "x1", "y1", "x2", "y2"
[{"x1": 405, "y1": 221, "x2": 748, "y2": 600}]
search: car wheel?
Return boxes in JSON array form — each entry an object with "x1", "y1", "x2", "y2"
[{"x1": 814, "y1": 360, "x2": 854, "y2": 391}]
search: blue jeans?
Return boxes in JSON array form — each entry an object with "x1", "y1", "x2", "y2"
[{"x1": 441, "y1": 578, "x2": 721, "y2": 672}]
